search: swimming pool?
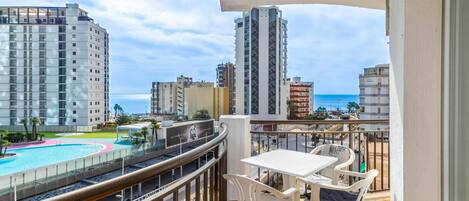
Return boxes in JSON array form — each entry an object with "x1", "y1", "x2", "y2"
[{"x1": 0, "y1": 144, "x2": 104, "y2": 176}]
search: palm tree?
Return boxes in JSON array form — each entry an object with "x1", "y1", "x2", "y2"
[
  {"x1": 20, "y1": 118, "x2": 29, "y2": 136},
  {"x1": 31, "y1": 117, "x2": 41, "y2": 140},
  {"x1": 141, "y1": 127, "x2": 149, "y2": 142},
  {"x1": 346, "y1": 102, "x2": 360, "y2": 114},
  {"x1": 150, "y1": 119, "x2": 159, "y2": 143},
  {"x1": 0, "y1": 130, "x2": 9, "y2": 157},
  {"x1": 113, "y1": 104, "x2": 120, "y2": 117}
]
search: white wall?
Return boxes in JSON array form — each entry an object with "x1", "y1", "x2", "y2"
[{"x1": 389, "y1": 0, "x2": 442, "y2": 200}]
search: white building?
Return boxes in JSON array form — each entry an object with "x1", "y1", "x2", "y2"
[
  {"x1": 0, "y1": 4, "x2": 109, "y2": 127},
  {"x1": 151, "y1": 82, "x2": 177, "y2": 115},
  {"x1": 234, "y1": 6, "x2": 288, "y2": 120},
  {"x1": 359, "y1": 64, "x2": 389, "y2": 130}
]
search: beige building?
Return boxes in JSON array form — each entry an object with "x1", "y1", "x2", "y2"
[{"x1": 184, "y1": 82, "x2": 228, "y2": 120}]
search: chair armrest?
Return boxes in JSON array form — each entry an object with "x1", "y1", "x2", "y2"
[
  {"x1": 313, "y1": 182, "x2": 352, "y2": 192},
  {"x1": 335, "y1": 169, "x2": 367, "y2": 178},
  {"x1": 281, "y1": 187, "x2": 299, "y2": 198}
]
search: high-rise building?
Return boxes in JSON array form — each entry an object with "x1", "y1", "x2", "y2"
[
  {"x1": 216, "y1": 62, "x2": 236, "y2": 114},
  {"x1": 234, "y1": 6, "x2": 288, "y2": 120},
  {"x1": 176, "y1": 75, "x2": 192, "y2": 117},
  {"x1": 0, "y1": 4, "x2": 109, "y2": 128},
  {"x1": 288, "y1": 77, "x2": 314, "y2": 119},
  {"x1": 359, "y1": 64, "x2": 390, "y2": 130},
  {"x1": 151, "y1": 82, "x2": 177, "y2": 115}
]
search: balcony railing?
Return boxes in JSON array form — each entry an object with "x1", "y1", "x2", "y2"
[
  {"x1": 46, "y1": 124, "x2": 228, "y2": 201},
  {"x1": 41, "y1": 119, "x2": 388, "y2": 200},
  {"x1": 250, "y1": 119, "x2": 390, "y2": 192}
]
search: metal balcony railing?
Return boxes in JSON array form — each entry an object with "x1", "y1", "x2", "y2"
[
  {"x1": 46, "y1": 124, "x2": 228, "y2": 201},
  {"x1": 249, "y1": 119, "x2": 390, "y2": 192}
]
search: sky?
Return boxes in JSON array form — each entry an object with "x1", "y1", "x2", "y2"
[{"x1": 3, "y1": 0, "x2": 389, "y2": 113}]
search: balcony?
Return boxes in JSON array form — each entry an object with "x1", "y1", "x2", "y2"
[{"x1": 27, "y1": 118, "x2": 389, "y2": 201}]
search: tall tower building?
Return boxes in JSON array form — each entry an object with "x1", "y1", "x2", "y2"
[
  {"x1": 0, "y1": 4, "x2": 109, "y2": 128},
  {"x1": 234, "y1": 6, "x2": 288, "y2": 120},
  {"x1": 216, "y1": 62, "x2": 236, "y2": 114},
  {"x1": 359, "y1": 64, "x2": 390, "y2": 130}
]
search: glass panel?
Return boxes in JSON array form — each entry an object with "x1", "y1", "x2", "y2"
[
  {"x1": 28, "y1": 8, "x2": 38, "y2": 24},
  {"x1": 9, "y1": 8, "x2": 18, "y2": 23},
  {"x1": 448, "y1": 0, "x2": 469, "y2": 200},
  {"x1": 18, "y1": 8, "x2": 28, "y2": 24},
  {"x1": 38, "y1": 8, "x2": 47, "y2": 24}
]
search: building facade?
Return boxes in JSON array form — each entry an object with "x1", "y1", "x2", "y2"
[
  {"x1": 184, "y1": 82, "x2": 228, "y2": 120},
  {"x1": 216, "y1": 62, "x2": 236, "y2": 114},
  {"x1": 0, "y1": 4, "x2": 109, "y2": 127},
  {"x1": 151, "y1": 82, "x2": 177, "y2": 115},
  {"x1": 176, "y1": 75, "x2": 192, "y2": 117},
  {"x1": 288, "y1": 77, "x2": 314, "y2": 119},
  {"x1": 359, "y1": 64, "x2": 389, "y2": 130},
  {"x1": 234, "y1": 6, "x2": 288, "y2": 120}
]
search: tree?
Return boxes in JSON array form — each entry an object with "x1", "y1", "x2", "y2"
[
  {"x1": 141, "y1": 127, "x2": 149, "y2": 142},
  {"x1": 0, "y1": 130, "x2": 10, "y2": 157},
  {"x1": 20, "y1": 118, "x2": 29, "y2": 135},
  {"x1": 347, "y1": 102, "x2": 360, "y2": 114},
  {"x1": 115, "y1": 114, "x2": 132, "y2": 125},
  {"x1": 150, "y1": 119, "x2": 160, "y2": 143},
  {"x1": 113, "y1": 104, "x2": 123, "y2": 117},
  {"x1": 287, "y1": 100, "x2": 298, "y2": 120},
  {"x1": 30, "y1": 117, "x2": 41, "y2": 140},
  {"x1": 192, "y1": 109, "x2": 211, "y2": 120}
]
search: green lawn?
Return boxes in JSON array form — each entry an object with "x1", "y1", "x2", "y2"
[{"x1": 41, "y1": 131, "x2": 118, "y2": 139}]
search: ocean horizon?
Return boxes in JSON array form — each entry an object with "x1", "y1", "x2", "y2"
[{"x1": 110, "y1": 94, "x2": 359, "y2": 115}]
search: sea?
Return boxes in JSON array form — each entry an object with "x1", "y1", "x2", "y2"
[{"x1": 110, "y1": 94, "x2": 359, "y2": 115}]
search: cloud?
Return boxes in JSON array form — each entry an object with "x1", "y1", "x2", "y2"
[{"x1": 3, "y1": 1, "x2": 389, "y2": 111}]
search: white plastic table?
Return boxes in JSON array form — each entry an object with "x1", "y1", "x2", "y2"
[
  {"x1": 242, "y1": 149, "x2": 338, "y2": 177},
  {"x1": 241, "y1": 149, "x2": 338, "y2": 188}
]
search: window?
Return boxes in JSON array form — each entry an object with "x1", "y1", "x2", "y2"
[
  {"x1": 73, "y1": 119, "x2": 76, "y2": 123},
  {"x1": 73, "y1": 77, "x2": 76, "y2": 80},
  {"x1": 73, "y1": 110, "x2": 76, "y2": 114},
  {"x1": 73, "y1": 102, "x2": 76, "y2": 106},
  {"x1": 73, "y1": 51, "x2": 76, "y2": 55},
  {"x1": 73, "y1": 68, "x2": 76, "y2": 72},
  {"x1": 72, "y1": 26, "x2": 76, "y2": 30},
  {"x1": 72, "y1": 43, "x2": 76, "y2": 47},
  {"x1": 73, "y1": 60, "x2": 76, "y2": 64}
]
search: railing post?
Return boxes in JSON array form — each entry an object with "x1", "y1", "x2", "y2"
[{"x1": 219, "y1": 115, "x2": 251, "y2": 200}]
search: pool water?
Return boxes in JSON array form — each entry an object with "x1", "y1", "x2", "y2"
[{"x1": 0, "y1": 144, "x2": 104, "y2": 176}]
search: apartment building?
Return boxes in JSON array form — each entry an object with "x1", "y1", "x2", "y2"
[
  {"x1": 216, "y1": 62, "x2": 236, "y2": 114},
  {"x1": 0, "y1": 4, "x2": 109, "y2": 128},
  {"x1": 184, "y1": 82, "x2": 228, "y2": 120},
  {"x1": 359, "y1": 64, "x2": 389, "y2": 130},
  {"x1": 289, "y1": 77, "x2": 314, "y2": 119},
  {"x1": 234, "y1": 6, "x2": 288, "y2": 120},
  {"x1": 151, "y1": 82, "x2": 177, "y2": 115},
  {"x1": 176, "y1": 75, "x2": 192, "y2": 117}
]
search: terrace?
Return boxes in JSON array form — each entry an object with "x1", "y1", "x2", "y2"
[
  {"x1": 35, "y1": 0, "x2": 452, "y2": 200},
  {"x1": 39, "y1": 118, "x2": 389, "y2": 201}
]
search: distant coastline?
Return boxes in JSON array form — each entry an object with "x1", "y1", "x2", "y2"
[{"x1": 111, "y1": 94, "x2": 359, "y2": 114}]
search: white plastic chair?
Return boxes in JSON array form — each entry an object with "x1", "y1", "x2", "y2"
[
  {"x1": 223, "y1": 174, "x2": 299, "y2": 201},
  {"x1": 299, "y1": 169, "x2": 379, "y2": 201},
  {"x1": 307, "y1": 144, "x2": 355, "y2": 184}
]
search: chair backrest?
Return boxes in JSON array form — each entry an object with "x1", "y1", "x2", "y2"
[
  {"x1": 311, "y1": 144, "x2": 355, "y2": 182},
  {"x1": 350, "y1": 169, "x2": 379, "y2": 201},
  {"x1": 223, "y1": 174, "x2": 288, "y2": 201}
]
